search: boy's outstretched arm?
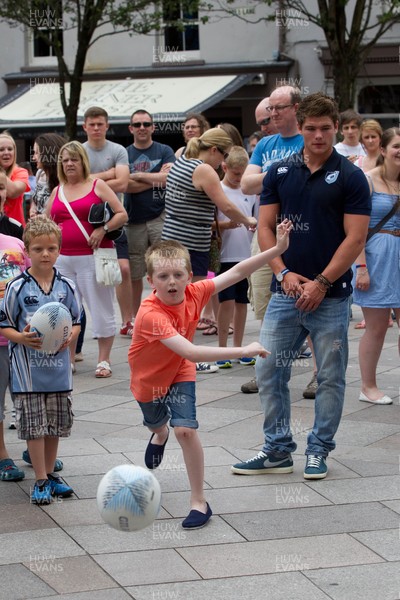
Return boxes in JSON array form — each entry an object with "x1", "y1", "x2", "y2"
[
  {"x1": 161, "y1": 335, "x2": 269, "y2": 363},
  {"x1": 212, "y1": 219, "x2": 292, "y2": 295}
]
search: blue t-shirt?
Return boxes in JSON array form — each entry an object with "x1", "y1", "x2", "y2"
[
  {"x1": 0, "y1": 268, "x2": 81, "y2": 393},
  {"x1": 250, "y1": 133, "x2": 304, "y2": 172},
  {"x1": 124, "y1": 141, "x2": 175, "y2": 224},
  {"x1": 260, "y1": 148, "x2": 371, "y2": 297}
]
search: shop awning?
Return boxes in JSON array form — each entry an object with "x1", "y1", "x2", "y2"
[{"x1": 0, "y1": 74, "x2": 253, "y2": 128}]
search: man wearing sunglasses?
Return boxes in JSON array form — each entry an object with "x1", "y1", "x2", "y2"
[
  {"x1": 255, "y1": 98, "x2": 278, "y2": 137},
  {"x1": 125, "y1": 110, "x2": 176, "y2": 318}
]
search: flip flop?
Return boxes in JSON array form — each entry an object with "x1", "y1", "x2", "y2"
[
  {"x1": 202, "y1": 323, "x2": 218, "y2": 336},
  {"x1": 95, "y1": 361, "x2": 112, "y2": 378},
  {"x1": 354, "y1": 320, "x2": 365, "y2": 329},
  {"x1": 228, "y1": 326, "x2": 234, "y2": 335},
  {"x1": 196, "y1": 317, "x2": 214, "y2": 331}
]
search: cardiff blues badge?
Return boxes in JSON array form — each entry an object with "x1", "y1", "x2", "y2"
[{"x1": 325, "y1": 171, "x2": 339, "y2": 184}]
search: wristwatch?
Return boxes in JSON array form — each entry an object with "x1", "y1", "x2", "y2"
[
  {"x1": 276, "y1": 268, "x2": 290, "y2": 282},
  {"x1": 103, "y1": 223, "x2": 109, "y2": 233}
]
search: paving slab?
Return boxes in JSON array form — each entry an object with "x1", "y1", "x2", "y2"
[
  {"x1": 65, "y1": 516, "x2": 244, "y2": 554},
  {"x1": 0, "y1": 501, "x2": 57, "y2": 533},
  {"x1": 306, "y1": 475, "x2": 400, "y2": 504},
  {"x1": 127, "y1": 572, "x2": 331, "y2": 600},
  {"x1": 176, "y1": 534, "x2": 383, "y2": 579},
  {"x1": 0, "y1": 529, "x2": 85, "y2": 565},
  {"x1": 304, "y1": 561, "x2": 400, "y2": 600},
  {"x1": 222, "y1": 502, "x2": 399, "y2": 540},
  {"x1": 27, "y1": 555, "x2": 118, "y2": 595},
  {"x1": 0, "y1": 563, "x2": 56, "y2": 599},
  {"x1": 93, "y1": 549, "x2": 201, "y2": 586},
  {"x1": 351, "y1": 528, "x2": 400, "y2": 561}
]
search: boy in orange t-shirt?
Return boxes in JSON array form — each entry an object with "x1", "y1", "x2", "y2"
[{"x1": 128, "y1": 221, "x2": 291, "y2": 529}]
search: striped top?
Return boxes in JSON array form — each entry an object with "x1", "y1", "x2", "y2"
[{"x1": 162, "y1": 155, "x2": 214, "y2": 252}]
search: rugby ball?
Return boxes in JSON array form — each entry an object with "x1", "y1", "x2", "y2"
[
  {"x1": 97, "y1": 465, "x2": 161, "y2": 532},
  {"x1": 30, "y1": 302, "x2": 72, "y2": 355}
]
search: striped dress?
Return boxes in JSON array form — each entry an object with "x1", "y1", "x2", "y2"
[{"x1": 162, "y1": 155, "x2": 214, "y2": 252}]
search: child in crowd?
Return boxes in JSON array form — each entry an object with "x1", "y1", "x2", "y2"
[
  {"x1": 0, "y1": 216, "x2": 81, "y2": 504},
  {"x1": 334, "y1": 109, "x2": 366, "y2": 162},
  {"x1": 215, "y1": 147, "x2": 257, "y2": 368},
  {"x1": 0, "y1": 167, "x2": 28, "y2": 482},
  {"x1": 128, "y1": 219, "x2": 292, "y2": 529}
]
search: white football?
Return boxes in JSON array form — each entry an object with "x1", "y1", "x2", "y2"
[
  {"x1": 97, "y1": 465, "x2": 161, "y2": 532},
  {"x1": 30, "y1": 302, "x2": 72, "y2": 355}
]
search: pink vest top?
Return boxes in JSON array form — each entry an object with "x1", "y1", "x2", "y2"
[{"x1": 51, "y1": 180, "x2": 113, "y2": 256}]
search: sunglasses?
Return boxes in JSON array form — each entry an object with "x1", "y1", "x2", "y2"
[
  {"x1": 217, "y1": 147, "x2": 229, "y2": 160},
  {"x1": 130, "y1": 122, "x2": 153, "y2": 128},
  {"x1": 257, "y1": 117, "x2": 271, "y2": 126}
]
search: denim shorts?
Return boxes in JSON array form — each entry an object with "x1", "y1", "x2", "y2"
[{"x1": 137, "y1": 381, "x2": 198, "y2": 429}]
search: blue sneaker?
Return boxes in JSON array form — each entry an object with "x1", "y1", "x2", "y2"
[
  {"x1": 231, "y1": 451, "x2": 293, "y2": 475},
  {"x1": 304, "y1": 455, "x2": 327, "y2": 479},
  {"x1": 47, "y1": 473, "x2": 74, "y2": 497},
  {"x1": 31, "y1": 479, "x2": 52, "y2": 504},
  {"x1": 22, "y1": 449, "x2": 63, "y2": 472},
  {"x1": 216, "y1": 359, "x2": 232, "y2": 368},
  {"x1": 239, "y1": 357, "x2": 256, "y2": 365}
]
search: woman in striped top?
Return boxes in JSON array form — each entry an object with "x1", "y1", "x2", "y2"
[{"x1": 162, "y1": 128, "x2": 257, "y2": 280}]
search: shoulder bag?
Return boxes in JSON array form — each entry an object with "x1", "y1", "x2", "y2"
[
  {"x1": 366, "y1": 196, "x2": 400, "y2": 241},
  {"x1": 58, "y1": 185, "x2": 122, "y2": 286}
]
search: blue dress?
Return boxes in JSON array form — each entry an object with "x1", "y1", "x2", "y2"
[{"x1": 353, "y1": 190, "x2": 400, "y2": 308}]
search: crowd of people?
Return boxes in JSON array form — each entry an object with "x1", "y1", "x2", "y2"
[{"x1": 0, "y1": 88, "x2": 398, "y2": 527}]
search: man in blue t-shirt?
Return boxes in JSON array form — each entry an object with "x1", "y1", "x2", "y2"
[
  {"x1": 232, "y1": 92, "x2": 371, "y2": 481},
  {"x1": 124, "y1": 110, "x2": 175, "y2": 316}
]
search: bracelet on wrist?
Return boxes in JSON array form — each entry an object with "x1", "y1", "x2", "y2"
[
  {"x1": 315, "y1": 274, "x2": 332, "y2": 289},
  {"x1": 355, "y1": 264, "x2": 367, "y2": 269},
  {"x1": 314, "y1": 280, "x2": 327, "y2": 294}
]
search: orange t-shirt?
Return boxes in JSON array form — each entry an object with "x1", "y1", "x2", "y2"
[
  {"x1": 129, "y1": 279, "x2": 215, "y2": 402},
  {"x1": 4, "y1": 166, "x2": 29, "y2": 226}
]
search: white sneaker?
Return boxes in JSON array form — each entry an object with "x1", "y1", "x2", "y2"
[{"x1": 196, "y1": 362, "x2": 218, "y2": 373}]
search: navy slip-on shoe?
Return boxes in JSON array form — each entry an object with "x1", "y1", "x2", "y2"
[
  {"x1": 182, "y1": 502, "x2": 212, "y2": 529},
  {"x1": 144, "y1": 429, "x2": 169, "y2": 470}
]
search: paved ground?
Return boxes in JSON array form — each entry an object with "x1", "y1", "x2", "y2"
[{"x1": 1, "y1": 302, "x2": 399, "y2": 600}]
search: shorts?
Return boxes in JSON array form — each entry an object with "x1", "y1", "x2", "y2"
[
  {"x1": 126, "y1": 212, "x2": 165, "y2": 279},
  {"x1": 247, "y1": 236, "x2": 273, "y2": 321},
  {"x1": 14, "y1": 392, "x2": 74, "y2": 440},
  {"x1": 114, "y1": 230, "x2": 129, "y2": 260},
  {"x1": 0, "y1": 346, "x2": 10, "y2": 421},
  {"x1": 137, "y1": 381, "x2": 198, "y2": 430},
  {"x1": 218, "y1": 262, "x2": 249, "y2": 304},
  {"x1": 189, "y1": 249, "x2": 209, "y2": 277}
]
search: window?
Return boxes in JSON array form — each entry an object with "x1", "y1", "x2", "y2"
[
  {"x1": 29, "y1": 1, "x2": 63, "y2": 64},
  {"x1": 162, "y1": 1, "x2": 199, "y2": 52}
]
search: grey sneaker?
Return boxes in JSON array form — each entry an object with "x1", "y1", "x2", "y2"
[
  {"x1": 231, "y1": 450, "x2": 293, "y2": 475},
  {"x1": 303, "y1": 374, "x2": 318, "y2": 399},
  {"x1": 241, "y1": 377, "x2": 258, "y2": 394}
]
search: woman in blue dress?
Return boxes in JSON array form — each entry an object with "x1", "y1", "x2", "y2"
[{"x1": 353, "y1": 128, "x2": 400, "y2": 405}]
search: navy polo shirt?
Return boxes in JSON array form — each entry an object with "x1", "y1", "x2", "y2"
[{"x1": 260, "y1": 148, "x2": 371, "y2": 297}]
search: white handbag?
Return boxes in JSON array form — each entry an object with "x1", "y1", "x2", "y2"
[{"x1": 58, "y1": 185, "x2": 122, "y2": 286}]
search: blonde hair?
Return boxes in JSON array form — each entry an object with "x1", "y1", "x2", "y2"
[
  {"x1": 23, "y1": 215, "x2": 62, "y2": 250},
  {"x1": 185, "y1": 128, "x2": 232, "y2": 159},
  {"x1": 0, "y1": 133, "x2": 17, "y2": 176},
  {"x1": 57, "y1": 141, "x2": 91, "y2": 184},
  {"x1": 145, "y1": 240, "x2": 191, "y2": 277},
  {"x1": 225, "y1": 146, "x2": 249, "y2": 169},
  {"x1": 359, "y1": 119, "x2": 383, "y2": 140}
]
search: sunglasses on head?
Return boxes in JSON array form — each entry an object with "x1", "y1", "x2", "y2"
[
  {"x1": 130, "y1": 122, "x2": 153, "y2": 128},
  {"x1": 257, "y1": 117, "x2": 271, "y2": 126}
]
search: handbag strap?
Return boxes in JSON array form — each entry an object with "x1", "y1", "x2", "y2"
[
  {"x1": 58, "y1": 185, "x2": 90, "y2": 242},
  {"x1": 213, "y1": 207, "x2": 221, "y2": 240},
  {"x1": 366, "y1": 196, "x2": 400, "y2": 242}
]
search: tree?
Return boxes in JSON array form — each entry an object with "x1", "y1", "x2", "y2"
[
  {"x1": 209, "y1": 0, "x2": 400, "y2": 110},
  {"x1": 0, "y1": 0, "x2": 168, "y2": 139}
]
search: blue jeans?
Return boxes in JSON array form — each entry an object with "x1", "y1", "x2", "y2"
[{"x1": 255, "y1": 293, "x2": 350, "y2": 457}]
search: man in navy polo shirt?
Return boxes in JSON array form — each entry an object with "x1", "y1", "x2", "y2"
[{"x1": 232, "y1": 92, "x2": 371, "y2": 480}]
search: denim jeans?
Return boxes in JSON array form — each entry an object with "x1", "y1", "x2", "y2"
[{"x1": 255, "y1": 293, "x2": 350, "y2": 457}]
